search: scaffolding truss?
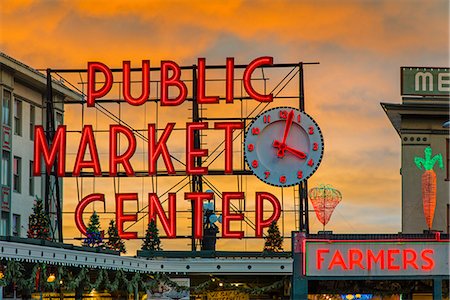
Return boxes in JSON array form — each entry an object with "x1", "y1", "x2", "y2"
[{"x1": 43, "y1": 60, "x2": 319, "y2": 251}]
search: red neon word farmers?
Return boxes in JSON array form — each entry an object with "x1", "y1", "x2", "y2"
[
  {"x1": 87, "y1": 57, "x2": 274, "y2": 106},
  {"x1": 315, "y1": 248, "x2": 435, "y2": 271}
]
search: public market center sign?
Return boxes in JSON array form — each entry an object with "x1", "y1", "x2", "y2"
[{"x1": 33, "y1": 57, "x2": 320, "y2": 241}]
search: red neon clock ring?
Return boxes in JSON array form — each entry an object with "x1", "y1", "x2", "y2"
[{"x1": 244, "y1": 107, "x2": 324, "y2": 187}]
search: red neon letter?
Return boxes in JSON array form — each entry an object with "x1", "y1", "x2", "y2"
[
  {"x1": 87, "y1": 62, "x2": 113, "y2": 107},
  {"x1": 243, "y1": 57, "x2": 273, "y2": 102},
  {"x1": 74, "y1": 193, "x2": 105, "y2": 236},
  {"x1": 214, "y1": 122, "x2": 243, "y2": 174},
  {"x1": 186, "y1": 122, "x2": 209, "y2": 175},
  {"x1": 148, "y1": 123, "x2": 175, "y2": 175},
  {"x1": 160, "y1": 61, "x2": 187, "y2": 106},
  {"x1": 222, "y1": 192, "x2": 244, "y2": 239},
  {"x1": 123, "y1": 60, "x2": 150, "y2": 106},
  {"x1": 73, "y1": 125, "x2": 101, "y2": 176},
  {"x1": 226, "y1": 57, "x2": 234, "y2": 103},
  {"x1": 421, "y1": 249, "x2": 435, "y2": 271},
  {"x1": 328, "y1": 250, "x2": 348, "y2": 270},
  {"x1": 367, "y1": 249, "x2": 385, "y2": 270},
  {"x1": 316, "y1": 249, "x2": 330, "y2": 270},
  {"x1": 185, "y1": 192, "x2": 213, "y2": 238},
  {"x1": 148, "y1": 193, "x2": 176, "y2": 238},
  {"x1": 109, "y1": 125, "x2": 136, "y2": 176},
  {"x1": 255, "y1": 192, "x2": 281, "y2": 237},
  {"x1": 115, "y1": 193, "x2": 138, "y2": 239},
  {"x1": 348, "y1": 249, "x2": 365, "y2": 270},
  {"x1": 387, "y1": 249, "x2": 401, "y2": 270},
  {"x1": 403, "y1": 249, "x2": 419, "y2": 270},
  {"x1": 33, "y1": 125, "x2": 66, "y2": 177},
  {"x1": 197, "y1": 58, "x2": 219, "y2": 104}
]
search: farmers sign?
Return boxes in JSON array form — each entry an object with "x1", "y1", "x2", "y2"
[{"x1": 305, "y1": 240, "x2": 450, "y2": 277}]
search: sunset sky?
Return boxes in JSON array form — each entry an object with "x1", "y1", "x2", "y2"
[{"x1": 1, "y1": 0, "x2": 449, "y2": 253}]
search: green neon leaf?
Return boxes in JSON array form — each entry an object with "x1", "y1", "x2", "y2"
[{"x1": 414, "y1": 146, "x2": 444, "y2": 171}]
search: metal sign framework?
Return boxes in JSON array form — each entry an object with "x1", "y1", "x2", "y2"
[{"x1": 43, "y1": 61, "x2": 319, "y2": 249}]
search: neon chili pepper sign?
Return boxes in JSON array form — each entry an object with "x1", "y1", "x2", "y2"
[{"x1": 33, "y1": 57, "x2": 284, "y2": 240}]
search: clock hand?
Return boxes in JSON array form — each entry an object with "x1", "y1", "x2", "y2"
[
  {"x1": 281, "y1": 110, "x2": 294, "y2": 145},
  {"x1": 273, "y1": 141, "x2": 306, "y2": 159},
  {"x1": 284, "y1": 146, "x2": 306, "y2": 159},
  {"x1": 273, "y1": 110, "x2": 295, "y2": 158}
]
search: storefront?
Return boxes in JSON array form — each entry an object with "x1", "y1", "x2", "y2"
[{"x1": 292, "y1": 232, "x2": 449, "y2": 300}]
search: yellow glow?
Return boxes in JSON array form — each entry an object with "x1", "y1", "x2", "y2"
[{"x1": 47, "y1": 274, "x2": 56, "y2": 283}]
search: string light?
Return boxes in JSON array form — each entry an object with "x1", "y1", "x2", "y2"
[{"x1": 47, "y1": 274, "x2": 56, "y2": 283}]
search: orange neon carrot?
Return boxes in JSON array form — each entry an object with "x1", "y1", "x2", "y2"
[
  {"x1": 414, "y1": 146, "x2": 443, "y2": 230},
  {"x1": 421, "y1": 170, "x2": 436, "y2": 229}
]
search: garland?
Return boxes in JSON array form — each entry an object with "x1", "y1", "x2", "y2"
[{"x1": 0, "y1": 260, "x2": 288, "y2": 296}]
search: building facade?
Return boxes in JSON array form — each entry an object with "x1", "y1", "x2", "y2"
[
  {"x1": 382, "y1": 67, "x2": 450, "y2": 234},
  {"x1": 0, "y1": 52, "x2": 77, "y2": 238}
]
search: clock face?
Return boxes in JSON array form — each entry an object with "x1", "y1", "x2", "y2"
[{"x1": 244, "y1": 106, "x2": 324, "y2": 187}]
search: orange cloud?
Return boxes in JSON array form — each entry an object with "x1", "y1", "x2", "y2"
[{"x1": 1, "y1": 0, "x2": 448, "y2": 253}]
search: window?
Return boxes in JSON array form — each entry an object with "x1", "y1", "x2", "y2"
[
  {"x1": 0, "y1": 212, "x2": 7, "y2": 236},
  {"x1": 29, "y1": 161, "x2": 34, "y2": 196},
  {"x1": 1, "y1": 151, "x2": 10, "y2": 186},
  {"x1": 13, "y1": 156, "x2": 21, "y2": 193},
  {"x1": 12, "y1": 214, "x2": 20, "y2": 236},
  {"x1": 30, "y1": 105, "x2": 35, "y2": 140},
  {"x1": 446, "y1": 138, "x2": 449, "y2": 181},
  {"x1": 14, "y1": 99, "x2": 22, "y2": 135},
  {"x1": 55, "y1": 112, "x2": 63, "y2": 127},
  {"x1": 2, "y1": 90, "x2": 11, "y2": 126}
]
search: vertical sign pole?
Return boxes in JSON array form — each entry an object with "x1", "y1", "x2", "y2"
[
  {"x1": 45, "y1": 69, "x2": 63, "y2": 243},
  {"x1": 45, "y1": 70, "x2": 53, "y2": 217},
  {"x1": 191, "y1": 65, "x2": 203, "y2": 251},
  {"x1": 293, "y1": 63, "x2": 309, "y2": 299},
  {"x1": 292, "y1": 232, "x2": 308, "y2": 299},
  {"x1": 298, "y1": 63, "x2": 309, "y2": 234},
  {"x1": 433, "y1": 278, "x2": 442, "y2": 300}
]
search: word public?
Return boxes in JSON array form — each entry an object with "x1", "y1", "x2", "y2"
[
  {"x1": 33, "y1": 57, "x2": 282, "y2": 239},
  {"x1": 87, "y1": 56, "x2": 275, "y2": 106}
]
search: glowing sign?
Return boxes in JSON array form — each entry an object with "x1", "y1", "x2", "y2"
[
  {"x1": 33, "y1": 57, "x2": 301, "y2": 240},
  {"x1": 87, "y1": 57, "x2": 274, "y2": 106},
  {"x1": 305, "y1": 241, "x2": 450, "y2": 276}
]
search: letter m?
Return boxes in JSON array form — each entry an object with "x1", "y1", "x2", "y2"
[
  {"x1": 415, "y1": 72, "x2": 433, "y2": 92},
  {"x1": 33, "y1": 125, "x2": 66, "y2": 177}
]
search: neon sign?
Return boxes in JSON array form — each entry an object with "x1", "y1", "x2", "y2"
[
  {"x1": 305, "y1": 241, "x2": 450, "y2": 276},
  {"x1": 87, "y1": 57, "x2": 274, "y2": 106},
  {"x1": 33, "y1": 57, "x2": 289, "y2": 240}
]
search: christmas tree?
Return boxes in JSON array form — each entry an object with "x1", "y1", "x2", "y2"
[
  {"x1": 27, "y1": 197, "x2": 51, "y2": 240},
  {"x1": 105, "y1": 219, "x2": 126, "y2": 253},
  {"x1": 141, "y1": 219, "x2": 162, "y2": 251},
  {"x1": 263, "y1": 221, "x2": 283, "y2": 252},
  {"x1": 82, "y1": 211, "x2": 104, "y2": 248}
]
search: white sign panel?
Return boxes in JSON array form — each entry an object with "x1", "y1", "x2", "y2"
[{"x1": 306, "y1": 241, "x2": 450, "y2": 277}]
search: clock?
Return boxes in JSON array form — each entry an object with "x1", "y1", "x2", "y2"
[{"x1": 244, "y1": 106, "x2": 324, "y2": 187}]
